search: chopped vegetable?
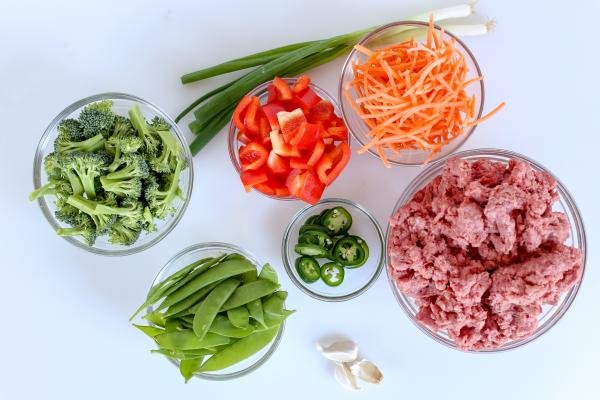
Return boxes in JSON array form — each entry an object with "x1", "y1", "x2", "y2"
[{"x1": 345, "y1": 17, "x2": 505, "y2": 165}]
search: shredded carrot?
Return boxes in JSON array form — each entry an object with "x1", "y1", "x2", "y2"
[{"x1": 346, "y1": 15, "x2": 504, "y2": 165}]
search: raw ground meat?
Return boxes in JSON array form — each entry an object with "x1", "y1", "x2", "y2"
[{"x1": 388, "y1": 158, "x2": 583, "y2": 350}]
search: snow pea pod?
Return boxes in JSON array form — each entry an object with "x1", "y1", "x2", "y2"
[
  {"x1": 152, "y1": 348, "x2": 215, "y2": 360},
  {"x1": 192, "y1": 278, "x2": 241, "y2": 340},
  {"x1": 163, "y1": 281, "x2": 221, "y2": 317},
  {"x1": 246, "y1": 299, "x2": 265, "y2": 327},
  {"x1": 209, "y1": 315, "x2": 254, "y2": 338},
  {"x1": 227, "y1": 306, "x2": 250, "y2": 329},
  {"x1": 180, "y1": 357, "x2": 204, "y2": 383},
  {"x1": 258, "y1": 263, "x2": 278, "y2": 283},
  {"x1": 199, "y1": 326, "x2": 280, "y2": 372},
  {"x1": 263, "y1": 293, "x2": 295, "y2": 327},
  {"x1": 160, "y1": 258, "x2": 256, "y2": 310},
  {"x1": 143, "y1": 311, "x2": 166, "y2": 327},
  {"x1": 220, "y1": 279, "x2": 280, "y2": 311},
  {"x1": 155, "y1": 331, "x2": 230, "y2": 351},
  {"x1": 133, "y1": 324, "x2": 164, "y2": 339}
]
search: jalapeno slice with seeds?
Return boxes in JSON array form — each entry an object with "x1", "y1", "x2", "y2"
[
  {"x1": 321, "y1": 207, "x2": 353, "y2": 235},
  {"x1": 320, "y1": 262, "x2": 345, "y2": 286},
  {"x1": 345, "y1": 235, "x2": 369, "y2": 268},
  {"x1": 298, "y1": 229, "x2": 333, "y2": 249},
  {"x1": 295, "y1": 256, "x2": 321, "y2": 283},
  {"x1": 331, "y1": 236, "x2": 366, "y2": 266},
  {"x1": 294, "y1": 243, "x2": 329, "y2": 257},
  {"x1": 299, "y1": 224, "x2": 329, "y2": 235}
]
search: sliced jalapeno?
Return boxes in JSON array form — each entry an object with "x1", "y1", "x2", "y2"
[
  {"x1": 304, "y1": 215, "x2": 321, "y2": 226},
  {"x1": 295, "y1": 256, "x2": 320, "y2": 283},
  {"x1": 331, "y1": 236, "x2": 366, "y2": 266},
  {"x1": 321, "y1": 207, "x2": 353, "y2": 235},
  {"x1": 320, "y1": 262, "x2": 345, "y2": 287},
  {"x1": 294, "y1": 243, "x2": 329, "y2": 257},
  {"x1": 345, "y1": 235, "x2": 369, "y2": 268},
  {"x1": 298, "y1": 230, "x2": 333, "y2": 249},
  {"x1": 299, "y1": 224, "x2": 329, "y2": 235}
]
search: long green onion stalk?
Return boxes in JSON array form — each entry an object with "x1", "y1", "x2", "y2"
[{"x1": 178, "y1": 3, "x2": 494, "y2": 155}]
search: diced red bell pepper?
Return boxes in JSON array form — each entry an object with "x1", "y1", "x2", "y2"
[
  {"x1": 297, "y1": 170, "x2": 325, "y2": 205},
  {"x1": 237, "y1": 130, "x2": 253, "y2": 145},
  {"x1": 239, "y1": 142, "x2": 268, "y2": 171},
  {"x1": 308, "y1": 100, "x2": 334, "y2": 122},
  {"x1": 270, "y1": 130, "x2": 300, "y2": 158},
  {"x1": 328, "y1": 116, "x2": 345, "y2": 127},
  {"x1": 294, "y1": 87, "x2": 321, "y2": 110},
  {"x1": 267, "y1": 151, "x2": 290, "y2": 175},
  {"x1": 273, "y1": 77, "x2": 293, "y2": 101},
  {"x1": 316, "y1": 142, "x2": 350, "y2": 185},
  {"x1": 286, "y1": 168, "x2": 303, "y2": 196},
  {"x1": 323, "y1": 137, "x2": 334, "y2": 145},
  {"x1": 325, "y1": 126, "x2": 348, "y2": 141},
  {"x1": 262, "y1": 103, "x2": 286, "y2": 130},
  {"x1": 277, "y1": 108, "x2": 306, "y2": 142},
  {"x1": 243, "y1": 97, "x2": 261, "y2": 135},
  {"x1": 267, "y1": 84, "x2": 278, "y2": 103},
  {"x1": 259, "y1": 116, "x2": 271, "y2": 144},
  {"x1": 233, "y1": 96, "x2": 254, "y2": 133},
  {"x1": 240, "y1": 169, "x2": 268, "y2": 192},
  {"x1": 254, "y1": 182, "x2": 276, "y2": 196},
  {"x1": 290, "y1": 122, "x2": 320, "y2": 150},
  {"x1": 307, "y1": 139, "x2": 325, "y2": 167},
  {"x1": 293, "y1": 75, "x2": 311, "y2": 94},
  {"x1": 289, "y1": 157, "x2": 308, "y2": 169},
  {"x1": 274, "y1": 186, "x2": 290, "y2": 197}
]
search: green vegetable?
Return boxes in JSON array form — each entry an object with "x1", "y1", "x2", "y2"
[
  {"x1": 192, "y1": 278, "x2": 241, "y2": 340},
  {"x1": 246, "y1": 300, "x2": 265, "y2": 327},
  {"x1": 227, "y1": 306, "x2": 250, "y2": 329},
  {"x1": 220, "y1": 279, "x2": 280, "y2": 311},
  {"x1": 294, "y1": 243, "x2": 329, "y2": 258},
  {"x1": 154, "y1": 331, "x2": 230, "y2": 351},
  {"x1": 321, "y1": 207, "x2": 353, "y2": 235},
  {"x1": 332, "y1": 236, "x2": 367, "y2": 267},
  {"x1": 295, "y1": 256, "x2": 321, "y2": 284},
  {"x1": 209, "y1": 315, "x2": 254, "y2": 338},
  {"x1": 320, "y1": 262, "x2": 345, "y2": 286},
  {"x1": 198, "y1": 327, "x2": 279, "y2": 372},
  {"x1": 298, "y1": 230, "x2": 333, "y2": 249},
  {"x1": 180, "y1": 357, "x2": 204, "y2": 383},
  {"x1": 257, "y1": 263, "x2": 278, "y2": 284}
]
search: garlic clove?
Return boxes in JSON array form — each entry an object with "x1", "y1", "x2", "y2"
[
  {"x1": 349, "y1": 359, "x2": 383, "y2": 384},
  {"x1": 317, "y1": 339, "x2": 358, "y2": 363},
  {"x1": 334, "y1": 363, "x2": 360, "y2": 390}
]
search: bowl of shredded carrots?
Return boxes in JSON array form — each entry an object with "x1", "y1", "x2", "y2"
[{"x1": 339, "y1": 20, "x2": 504, "y2": 166}]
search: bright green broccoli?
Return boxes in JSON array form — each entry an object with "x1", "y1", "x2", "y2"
[
  {"x1": 108, "y1": 218, "x2": 141, "y2": 246},
  {"x1": 62, "y1": 152, "x2": 110, "y2": 200},
  {"x1": 144, "y1": 159, "x2": 184, "y2": 219},
  {"x1": 142, "y1": 206, "x2": 157, "y2": 232},
  {"x1": 28, "y1": 178, "x2": 72, "y2": 201},
  {"x1": 100, "y1": 175, "x2": 142, "y2": 198},
  {"x1": 107, "y1": 134, "x2": 143, "y2": 172},
  {"x1": 57, "y1": 118, "x2": 86, "y2": 140},
  {"x1": 104, "y1": 153, "x2": 149, "y2": 181},
  {"x1": 149, "y1": 129, "x2": 183, "y2": 173},
  {"x1": 56, "y1": 213, "x2": 98, "y2": 246},
  {"x1": 54, "y1": 132, "x2": 106, "y2": 154},
  {"x1": 129, "y1": 104, "x2": 160, "y2": 156},
  {"x1": 78, "y1": 100, "x2": 116, "y2": 138}
]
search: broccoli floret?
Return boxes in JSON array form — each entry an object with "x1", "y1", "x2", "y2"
[
  {"x1": 28, "y1": 178, "x2": 72, "y2": 201},
  {"x1": 149, "y1": 129, "x2": 183, "y2": 173},
  {"x1": 65, "y1": 194, "x2": 121, "y2": 234},
  {"x1": 67, "y1": 194, "x2": 142, "y2": 219},
  {"x1": 62, "y1": 152, "x2": 110, "y2": 200},
  {"x1": 78, "y1": 100, "x2": 116, "y2": 138},
  {"x1": 100, "y1": 176, "x2": 142, "y2": 198},
  {"x1": 54, "y1": 131, "x2": 106, "y2": 154},
  {"x1": 149, "y1": 116, "x2": 170, "y2": 131},
  {"x1": 142, "y1": 206, "x2": 157, "y2": 232},
  {"x1": 56, "y1": 213, "x2": 97, "y2": 246},
  {"x1": 108, "y1": 218, "x2": 141, "y2": 246},
  {"x1": 129, "y1": 104, "x2": 160, "y2": 156},
  {"x1": 104, "y1": 153, "x2": 149, "y2": 181},
  {"x1": 112, "y1": 116, "x2": 135, "y2": 138},
  {"x1": 57, "y1": 118, "x2": 86, "y2": 140},
  {"x1": 106, "y1": 134, "x2": 143, "y2": 172},
  {"x1": 44, "y1": 152, "x2": 63, "y2": 179},
  {"x1": 144, "y1": 159, "x2": 184, "y2": 219},
  {"x1": 54, "y1": 196, "x2": 81, "y2": 225}
]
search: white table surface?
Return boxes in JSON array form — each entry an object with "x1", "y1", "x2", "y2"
[{"x1": 2, "y1": 0, "x2": 599, "y2": 398}]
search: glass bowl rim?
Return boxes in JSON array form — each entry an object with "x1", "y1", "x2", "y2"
[
  {"x1": 149, "y1": 241, "x2": 285, "y2": 380},
  {"x1": 385, "y1": 147, "x2": 587, "y2": 352},
  {"x1": 227, "y1": 77, "x2": 349, "y2": 201},
  {"x1": 282, "y1": 198, "x2": 385, "y2": 301},
  {"x1": 338, "y1": 20, "x2": 486, "y2": 167},
  {"x1": 32, "y1": 92, "x2": 194, "y2": 256}
]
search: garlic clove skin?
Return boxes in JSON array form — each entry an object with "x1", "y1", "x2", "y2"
[
  {"x1": 317, "y1": 339, "x2": 359, "y2": 363},
  {"x1": 349, "y1": 359, "x2": 383, "y2": 384},
  {"x1": 334, "y1": 363, "x2": 360, "y2": 390}
]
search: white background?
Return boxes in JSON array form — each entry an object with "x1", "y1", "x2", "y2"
[{"x1": 1, "y1": 0, "x2": 599, "y2": 399}]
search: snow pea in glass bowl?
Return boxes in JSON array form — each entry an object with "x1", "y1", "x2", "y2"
[
  {"x1": 385, "y1": 148, "x2": 586, "y2": 352},
  {"x1": 32, "y1": 92, "x2": 193, "y2": 256},
  {"x1": 227, "y1": 77, "x2": 347, "y2": 201},
  {"x1": 338, "y1": 21, "x2": 484, "y2": 166},
  {"x1": 282, "y1": 198, "x2": 385, "y2": 301},
  {"x1": 149, "y1": 242, "x2": 285, "y2": 380}
]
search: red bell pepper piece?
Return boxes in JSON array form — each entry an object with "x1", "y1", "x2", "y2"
[
  {"x1": 239, "y1": 142, "x2": 268, "y2": 171},
  {"x1": 295, "y1": 88, "x2": 321, "y2": 110},
  {"x1": 308, "y1": 100, "x2": 334, "y2": 122},
  {"x1": 293, "y1": 75, "x2": 311, "y2": 94},
  {"x1": 325, "y1": 126, "x2": 348, "y2": 141},
  {"x1": 237, "y1": 130, "x2": 252, "y2": 145},
  {"x1": 233, "y1": 96, "x2": 254, "y2": 133},
  {"x1": 267, "y1": 84, "x2": 278, "y2": 103},
  {"x1": 277, "y1": 109, "x2": 306, "y2": 143},
  {"x1": 307, "y1": 139, "x2": 325, "y2": 168},
  {"x1": 254, "y1": 182, "x2": 276, "y2": 196},
  {"x1": 240, "y1": 169, "x2": 268, "y2": 192},
  {"x1": 259, "y1": 116, "x2": 271, "y2": 144},
  {"x1": 274, "y1": 186, "x2": 290, "y2": 197},
  {"x1": 286, "y1": 169, "x2": 303, "y2": 196},
  {"x1": 270, "y1": 130, "x2": 300, "y2": 158},
  {"x1": 267, "y1": 151, "x2": 290, "y2": 175},
  {"x1": 273, "y1": 77, "x2": 293, "y2": 101},
  {"x1": 290, "y1": 122, "x2": 320, "y2": 150},
  {"x1": 297, "y1": 170, "x2": 325, "y2": 205},
  {"x1": 289, "y1": 157, "x2": 308, "y2": 169},
  {"x1": 244, "y1": 97, "x2": 261, "y2": 135},
  {"x1": 262, "y1": 103, "x2": 286, "y2": 130},
  {"x1": 316, "y1": 142, "x2": 350, "y2": 185}
]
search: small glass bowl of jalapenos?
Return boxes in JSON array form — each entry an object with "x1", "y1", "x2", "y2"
[
  {"x1": 132, "y1": 242, "x2": 290, "y2": 381},
  {"x1": 282, "y1": 198, "x2": 384, "y2": 301}
]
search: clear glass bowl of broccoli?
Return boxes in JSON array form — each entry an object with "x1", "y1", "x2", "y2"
[{"x1": 31, "y1": 93, "x2": 194, "y2": 256}]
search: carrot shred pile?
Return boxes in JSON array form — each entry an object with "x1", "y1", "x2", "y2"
[{"x1": 345, "y1": 17, "x2": 505, "y2": 166}]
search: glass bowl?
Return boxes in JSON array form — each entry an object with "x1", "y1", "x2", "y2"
[
  {"x1": 149, "y1": 242, "x2": 285, "y2": 380},
  {"x1": 228, "y1": 77, "x2": 348, "y2": 200},
  {"x1": 339, "y1": 21, "x2": 485, "y2": 166},
  {"x1": 282, "y1": 198, "x2": 385, "y2": 301},
  {"x1": 385, "y1": 148, "x2": 587, "y2": 352},
  {"x1": 32, "y1": 92, "x2": 193, "y2": 256}
]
